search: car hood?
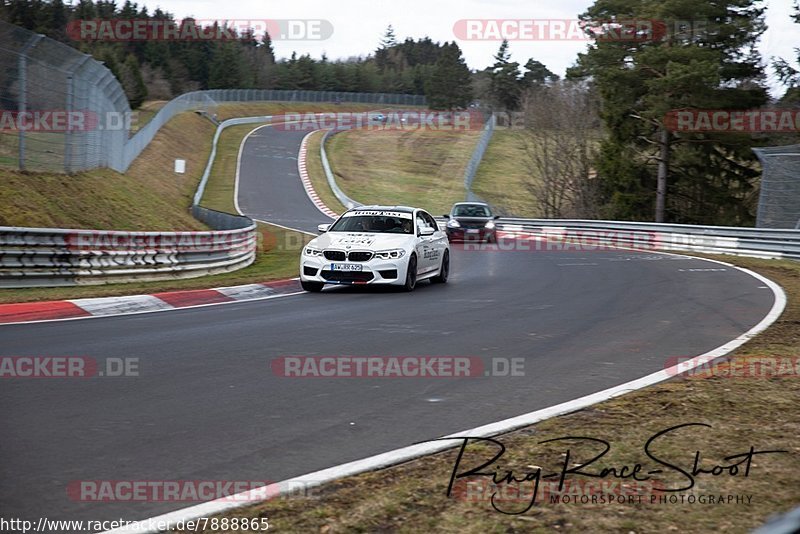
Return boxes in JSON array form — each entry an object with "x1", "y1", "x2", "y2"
[
  {"x1": 310, "y1": 232, "x2": 416, "y2": 250},
  {"x1": 452, "y1": 216, "x2": 493, "y2": 223}
]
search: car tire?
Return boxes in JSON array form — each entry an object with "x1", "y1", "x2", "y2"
[
  {"x1": 487, "y1": 233, "x2": 497, "y2": 244},
  {"x1": 432, "y1": 250, "x2": 449, "y2": 284},
  {"x1": 301, "y1": 280, "x2": 324, "y2": 292},
  {"x1": 403, "y1": 254, "x2": 417, "y2": 292}
]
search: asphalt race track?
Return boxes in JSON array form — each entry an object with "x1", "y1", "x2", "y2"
[
  {"x1": 236, "y1": 126, "x2": 332, "y2": 233},
  {"x1": 0, "y1": 125, "x2": 778, "y2": 526}
]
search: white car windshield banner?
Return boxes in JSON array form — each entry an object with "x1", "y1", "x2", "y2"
[{"x1": 344, "y1": 210, "x2": 413, "y2": 219}]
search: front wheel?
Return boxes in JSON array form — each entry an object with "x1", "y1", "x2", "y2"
[
  {"x1": 301, "y1": 280, "x2": 324, "y2": 292},
  {"x1": 403, "y1": 255, "x2": 417, "y2": 292},
  {"x1": 431, "y1": 250, "x2": 449, "y2": 284}
]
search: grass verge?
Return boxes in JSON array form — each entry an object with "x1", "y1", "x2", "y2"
[
  {"x1": 321, "y1": 127, "x2": 544, "y2": 217},
  {"x1": 130, "y1": 100, "x2": 168, "y2": 134},
  {"x1": 0, "y1": 112, "x2": 213, "y2": 230},
  {"x1": 471, "y1": 129, "x2": 542, "y2": 217},
  {"x1": 326, "y1": 128, "x2": 481, "y2": 216},
  {"x1": 173, "y1": 256, "x2": 799, "y2": 534}
]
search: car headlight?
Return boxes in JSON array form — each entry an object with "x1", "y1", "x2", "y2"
[
  {"x1": 485, "y1": 221, "x2": 495, "y2": 230},
  {"x1": 303, "y1": 246, "x2": 323, "y2": 257},
  {"x1": 374, "y1": 249, "x2": 406, "y2": 260},
  {"x1": 446, "y1": 219, "x2": 461, "y2": 228}
]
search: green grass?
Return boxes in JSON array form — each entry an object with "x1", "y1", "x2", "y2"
[
  {"x1": 0, "y1": 112, "x2": 213, "y2": 230},
  {"x1": 201, "y1": 123, "x2": 267, "y2": 214},
  {"x1": 130, "y1": 100, "x2": 168, "y2": 134},
  {"x1": 173, "y1": 256, "x2": 800, "y2": 534},
  {"x1": 326, "y1": 128, "x2": 481, "y2": 215},
  {"x1": 471, "y1": 129, "x2": 543, "y2": 217},
  {"x1": 320, "y1": 127, "x2": 545, "y2": 217}
]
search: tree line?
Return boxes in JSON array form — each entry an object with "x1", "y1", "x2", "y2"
[
  {"x1": 0, "y1": 1, "x2": 559, "y2": 111},
  {"x1": 2, "y1": 0, "x2": 798, "y2": 225}
]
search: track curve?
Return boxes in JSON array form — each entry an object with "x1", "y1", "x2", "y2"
[
  {"x1": 236, "y1": 126, "x2": 332, "y2": 232},
  {"x1": 0, "y1": 124, "x2": 779, "y2": 526}
]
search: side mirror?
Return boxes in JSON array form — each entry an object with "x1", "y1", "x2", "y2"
[
  {"x1": 493, "y1": 215, "x2": 500, "y2": 219},
  {"x1": 442, "y1": 214, "x2": 450, "y2": 219},
  {"x1": 420, "y1": 226, "x2": 435, "y2": 237},
  {"x1": 317, "y1": 224, "x2": 330, "y2": 234}
]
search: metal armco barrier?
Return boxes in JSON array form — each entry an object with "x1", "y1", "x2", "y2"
[
  {"x1": 0, "y1": 208, "x2": 256, "y2": 288},
  {"x1": 488, "y1": 218, "x2": 800, "y2": 260},
  {"x1": 320, "y1": 128, "x2": 362, "y2": 210}
]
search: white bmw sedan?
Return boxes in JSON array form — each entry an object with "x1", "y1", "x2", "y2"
[{"x1": 299, "y1": 206, "x2": 450, "y2": 292}]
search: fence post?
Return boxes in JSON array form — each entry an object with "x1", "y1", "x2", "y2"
[
  {"x1": 17, "y1": 34, "x2": 43, "y2": 171},
  {"x1": 64, "y1": 55, "x2": 91, "y2": 173}
]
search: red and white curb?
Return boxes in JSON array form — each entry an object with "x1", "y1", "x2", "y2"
[
  {"x1": 0, "y1": 279, "x2": 301, "y2": 326},
  {"x1": 297, "y1": 131, "x2": 339, "y2": 219}
]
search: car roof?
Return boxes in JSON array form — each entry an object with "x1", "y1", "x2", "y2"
[
  {"x1": 452, "y1": 202, "x2": 489, "y2": 207},
  {"x1": 351, "y1": 205, "x2": 418, "y2": 213}
]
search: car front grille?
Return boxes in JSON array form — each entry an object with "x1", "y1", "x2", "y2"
[
  {"x1": 323, "y1": 250, "x2": 373, "y2": 262},
  {"x1": 323, "y1": 250, "x2": 346, "y2": 261},
  {"x1": 347, "y1": 251, "x2": 373, "y2": 262},
  {"x1": 459, "y1": 221, "x2": 487, "y2": 229},
  {"x1": 321, "y1": 271, "x2": 374, "y2": 283}
]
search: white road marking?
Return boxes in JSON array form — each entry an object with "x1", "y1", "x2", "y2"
[{"x1": 102, "y1": 254, "x2": 787, "y2": 534}]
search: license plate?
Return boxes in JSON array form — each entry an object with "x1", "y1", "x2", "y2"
[
  {"x1": 331, "y1": 263, "x2": 363, "y2": 271},
  {"x1": 466, "y1": 229, "x2": 480, "y2": 234}
]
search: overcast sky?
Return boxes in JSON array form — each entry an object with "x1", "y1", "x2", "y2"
[{"x1": 137, "y1": 0, "x2": 796, "y2": 96}]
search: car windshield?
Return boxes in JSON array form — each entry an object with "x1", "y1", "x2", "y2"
[
  {"x1": 454, "y1": 205, "x2": 491, "y2": 217},
  {"x1": 328, "y1": 214, "x2": 413, "y2": 234}
]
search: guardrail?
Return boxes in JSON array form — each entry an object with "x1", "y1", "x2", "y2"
[
  {"x1": 320, "y1": 128, "x2": 363, "y2": 210},
  {"x1": 473, "y1": 218, "x2": 800, "y2": 260},
  {"x1": 463, "y1": 114, "x2": 496, "y2": 201},
  {"x1": 0, "y1": 208, "x2": 256, "y2": 288}
]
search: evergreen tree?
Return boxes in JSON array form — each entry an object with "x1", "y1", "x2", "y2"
[
  {"x1": 773, "y1": 2, "x2": 800, "y2": 88},
  {"x1": 569, "y1": 0, "x2": 768, "y2": 224},
  {"x1": 375, "y1": 24, "x2": 399, "y2": 72},
  {"x1": 208, "y1": 41, "x2": 247, "y2": 89},
  {"x1": 425, "y1": 42, "x2": 472, "y2": 109},
  {"x1": 120, "y1": 53, "x2": 148, "y2": 108},
  {"x1": 489, "y1": 40, "x2": 522, "y2": 110},
  {"x1": 521, "y1": 58, "x2": 558, "y2": 89}
]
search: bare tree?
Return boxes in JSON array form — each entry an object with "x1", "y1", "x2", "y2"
[{"x1": 518, "y1": 82, "x2": 601, "y2": 218}]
